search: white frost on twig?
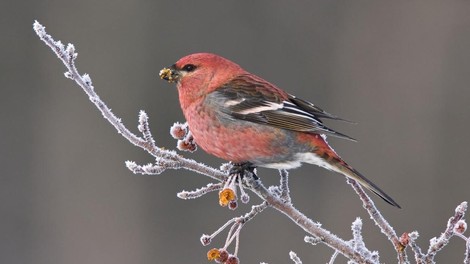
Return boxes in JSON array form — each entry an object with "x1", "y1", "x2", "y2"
[
  {"x1": 346, "y1": 178, "x2": 407, "y2": 263},
  {"x1": 289, "y1": 251, "x2": 302, "y2": 264},
  {"x1": 177, "y1": 182, "x2": 223, "y2": 200},
  {"x1": 304, "y1": 236, "x2": 323, "y2": 245},
  {"x1": 425, "y1": 201, "x2": 467, "y2": 262},
  {"x1": 406, "y1": 202, "x2": 468, "y2": 263},
  {"x1": 138, "y1": 110, "x2": 156, "y2": 148},
  {"x1": 350, "y1": 218, "x2": 379, "y2": 263},
  {"x1": 329, "y1": 250, "x2": 339, "y2": 264},
  {"x1": 279, "y1": 169, "x2": 291, "y2": 203}
]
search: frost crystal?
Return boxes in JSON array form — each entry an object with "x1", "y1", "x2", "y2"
[
  {"x1": 289, "y1": 251, "x2": 302, "y2": 264},
  {"x1": 82, "y1": 73, "x2": 92, "y2": 86}
]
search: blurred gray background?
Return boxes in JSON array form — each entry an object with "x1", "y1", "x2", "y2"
[{"x1": 2, "y1": 1, "x2": 470, "y2": 263}]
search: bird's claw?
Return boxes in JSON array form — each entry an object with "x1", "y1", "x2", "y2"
[{"x1": 229, "y1": 162, "x2": 259, "y2": 180}]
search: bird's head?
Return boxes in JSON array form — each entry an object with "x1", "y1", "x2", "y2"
[{"x1": 160, "y1": 53, "x2": 244, "y2": 106}]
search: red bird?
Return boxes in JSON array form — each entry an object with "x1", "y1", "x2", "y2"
[{"x1": 160, "y1": 53, "x2": 400, "y2": 208}]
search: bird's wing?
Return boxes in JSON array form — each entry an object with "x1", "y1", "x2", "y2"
[{"x1": 211, "y1": 74, "x2": 356, "y2": 141}]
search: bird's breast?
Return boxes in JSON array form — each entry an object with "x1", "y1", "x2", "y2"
[{"x1": 182, "y1": 103, "x2": 301, "y2": 164}]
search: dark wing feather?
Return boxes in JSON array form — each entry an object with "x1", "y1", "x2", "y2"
[
  {"x1": 288, "y1": 95, "x2": 356, "y2": 124},
  {"x1": 213, "y1": 75, "x2": 356, "y2": 141}
]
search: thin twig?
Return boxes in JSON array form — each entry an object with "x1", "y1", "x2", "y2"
[
  {"x1": 465, "y1": 236, "x2": 470, "y2": 264},
  {"x1": 347, "y1": 178, "x2": 408, "y2": 263},
  {"x1": 328, "y1": 250, "x2": 339, "y2": 264},
  {"x1": 407, "y1": 232, "x2": 425, "y2": 264},
  {"x1": 454, "y1": 233, "x2": 470, "y2": 264},
  {"x1": 177, "y1": 182, "x2": 223, "y2": 200},
  {"x1": 289, "y1": 251, "x2": 302, "y2": 264},
  {"x1": 424, "y1": 201, "x2": 467, "y2": 263},
  {"x1": 251, "y1": 172, "x2": 375, "y2": 264},
  {"x1": 279, "y1": 169, "x2": 291, "y2": 203}
]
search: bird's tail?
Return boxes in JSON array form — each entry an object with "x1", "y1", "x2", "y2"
[
  {"x1": 311, "y1": 146, "x2": 401, "y2": 208},
  {"x1": 333, "y1": 160, "x2": 401, "y2": 208}
]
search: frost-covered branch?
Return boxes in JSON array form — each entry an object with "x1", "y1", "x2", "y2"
[
  {"x1": 347, "y1": 179, "x2": 408, "y2": 263},
  {"x1": 406, "y1": 202, "x2": 468, "y2": 264},
  {"x1": 289, "y1": 251, "x2": 302, "y2": 264},
  {"x1": 279, "y1": 169, "x2": 291, "y2": 203},
  {"x1": 203, "y1": 201, "x2": 268, "y2": 263},
  {"x1": 425, "y1": 202, "x2": 467, "y2": 261},
  {"x1": 34, "y1": 21, "x2": 143, "y2": 150},
  {"x1": 33, "y1": 21, "x2": 225, "y2": 182},
  {"x1": 34, "y1": 20, "x2": 469, "y2": 264},
  {"x1": 406, "y1": 232, "x2": 424, "y2": 262},
  {"x1": 350, "y1": 218, "x2": 379, "y2": 262},
  {"x1": 177, "y1": 182, "x2": 224, "y2": 200},
  {"x1": 248, "y1": 170, "x2": 376, "y2": 264}
]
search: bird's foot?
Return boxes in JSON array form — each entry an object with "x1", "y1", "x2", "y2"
[{"x1": 229, "y1": 162, "x2": 259, "y2": 180}]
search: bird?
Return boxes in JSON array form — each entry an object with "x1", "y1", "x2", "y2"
[{"x1": 159, "y1": 53, "x2": 400, "y2": 208}]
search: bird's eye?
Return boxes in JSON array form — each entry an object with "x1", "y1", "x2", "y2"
[{"x1": 182, "y1": 64, "x2": 196, "y2": 72}]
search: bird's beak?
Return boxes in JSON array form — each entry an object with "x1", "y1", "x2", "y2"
[{"x1": 159, "y1": 65, "x2": 179, "y2": 83}]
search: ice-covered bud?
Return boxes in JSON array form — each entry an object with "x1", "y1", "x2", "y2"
[
  {"x1": 177, "y1": 139, "x2": 197, "y2": 152},
  {"x1": 66, "y1": 43, "x2": 75, "y2": 54},
  {"x1": 454, "y1": 220, "x2": 467, "y2": 234},
  {"x1": 82, "y1": 73, "x2": 92, "y2": 86},
  {"x1": 125, "y1": 160, "x2": 138, "y2": 170},
  {"x1": 399, "y1": 232, "x2": 410, "y2": 248},
  {"x1": 225, "y1": 255, "x2": 239, "y2": 264},
  {"x1": 170, "y1": 122, "x2": 187, "y2": 140},
  {"x1": 33, "y1": 21, "x2": 45, "y2": 35},
  {"x1": 409, "y1": 231, "x2": 419, "y2": 240},
  {"x1": 175, "y1": 129, "x2": 197, "y2": 152},
  {"x1": 55, "y1": 40, "x2": 65, "y2": 52},
  {"x1": 370, "y1": 251, "x2": 379, "y2": 262},
  {"x1": 456, "y1": 201, "x2": 468, "y2": 214},
  {"x1": 200, "y1": 234, "x2": 212, "y2": 246},
  {"x1": 228, "y1": 200, "x2": 238, "y2": 210},
  {"x1": 185, "y1": 134, "x2": 197, "y2": 151},
  {"x1": 240, "y1": 193, "x2": 250, "y2": 204},
  {"x1": 216, "y1": 249, "x2": 229, "y2": 263},
  {"x1": 66, "y1": 43, "x2": 77, "y2": 59}
]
